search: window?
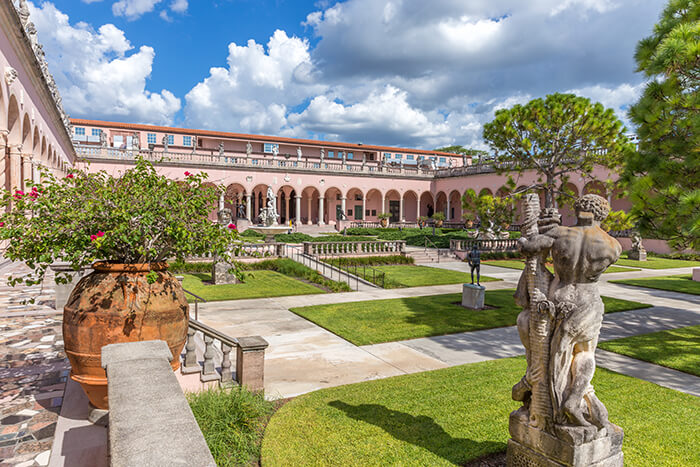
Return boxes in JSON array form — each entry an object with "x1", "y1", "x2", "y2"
[
  {"x1": 347, "y1": 152, "x2": 353, "y2": 159},
  {"x1": 75, "y1": 127, "x2": 85, "y2": 135},
  {"x1": 167, "y1": 135, "x2": 174, "y2": 145},
  {"x1": 183, "y1": 136, "x2": 192, "y2": 147},
  {"x1": 147, "y1": 133, "x2": 157, "y2": 144},
  {"x1": 91, "y1": 129, "x2": 101, "y2": 137},
  {"x1": 328, "y1": 151, "x2": 335, "y2": 158},
  {"x1": 263, "y1": 143, "x2": 279, "y2": 153},
  {"x1": 407, "y1": 155, "x2": 414, "y2": 161},
  {"x1": 439, "y1": 157, "x2": 446, "y2": 163},
  {"x1": 384, "y1": 153, "x2": 391, "y2": 159},
  {"x1": 395, "y1": 154, "x2": 403, "y2": 160}
]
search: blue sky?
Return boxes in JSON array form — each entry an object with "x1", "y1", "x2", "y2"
[{"x1": 27, "y1": 0, "x2": 667, "y2": 149}]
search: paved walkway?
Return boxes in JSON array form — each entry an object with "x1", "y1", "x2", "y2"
[{"x1": 196, "y1": 262, "x2": 700, "y2": 399}]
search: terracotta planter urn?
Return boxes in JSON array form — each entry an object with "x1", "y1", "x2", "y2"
[
  {"x1": 380, "y1": 218, "x2": 389, "y2": 228},
  {"x1": 436, "y1": 220, "x2": 444, "y2": 228},
  {"x1": 63, "y1": 262, "x2": 189, "y2": 410}
]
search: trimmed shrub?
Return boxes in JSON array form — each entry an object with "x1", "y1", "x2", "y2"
[{"x1": 327, "y1": 255, "x2": 414, "y2": 267}]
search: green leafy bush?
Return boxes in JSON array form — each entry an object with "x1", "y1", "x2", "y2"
[
  {"x1": 188, "y1": 386, "x2": 274, "y2": 467},
  {"x1": 240, "y1": 229, "x2": 264, "y2": 238},
  {"x1": 326, "y1": 255, "x2": 414, "y2": 267},
  {"x1": 169, "y1": 260, "x2": 213, "y2": 273},
  {"x1": 273, "y1": 232, "x2": 313, "y2": 243},
  {"x1": 245, "y1": 258, "x2": 351, "y2": 292}
]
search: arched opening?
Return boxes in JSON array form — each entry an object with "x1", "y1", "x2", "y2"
[
  {"x1": 583, "y1": 180, "x2": 607, "y2": 198},
  {"x1": 277, "y1": 185, "x2": 296, "y2": 224},
  {"x1": 419, "y1": 192, "x2": 434, "y2": 218},
  {"x1": 225, "y1": 183, "x2": 247, "y2": 219},
  {"x1": 385, "y1": 189, "x2": 401, "y2": 223},
  {"x1": 324, "y1": 187, "x2": 342, "y2": 224},
  {"x1": 365, "y1": 188, "x2": 383, "y2": 221},
  {"x1": 301, "y1": 186, "x2": 320, "y2": 225},
  {"x1": 250, "y1": 184, "x2": 269, "y2": 221},
  {"x1": 7, "y1": 95, "x2": 20, "y2": 145},
  {"x1": 345, "y1": 187, "x2": 364, "y2": 221},
  {"x1": 404, "y1": 190, "x2": 419, "y2": 222},
  {"x1": 435, "y1": 191, "x2": 447, "y2": 218},
  {"x1": 448, "y1": 190, "x2": 462, "y2": 222}
]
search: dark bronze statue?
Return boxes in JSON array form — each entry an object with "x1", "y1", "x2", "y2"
[{"x1": 466, "y1": 244, "x2": 481, "y2": 285}]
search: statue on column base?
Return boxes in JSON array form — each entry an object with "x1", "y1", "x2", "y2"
[{"x1": 507, "y1": 194, "x2": 624, "y2": 467}]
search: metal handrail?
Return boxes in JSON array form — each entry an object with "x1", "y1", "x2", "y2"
[
  {"x1": 181, "y1": 286, "x2": 206, "y2": 321},
  {"x1": 424, "y1": 236, "x2": 441, "y2": 263}
]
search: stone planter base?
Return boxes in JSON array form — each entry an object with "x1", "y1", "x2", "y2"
[
  {"x1": 628, "y1": 250, "x2": 647, "y2": 261},
  {"x1": 212, "y1": 262, "x2": 239, "y2": 285}
]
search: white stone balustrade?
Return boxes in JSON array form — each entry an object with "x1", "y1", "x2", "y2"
[{"x1": 303, "y1": 240, "x2": 406, "y2": 257}]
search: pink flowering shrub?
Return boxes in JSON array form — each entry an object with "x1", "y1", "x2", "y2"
[{"x1": 0, "y1": 157, "x2": 239, "y2": 287}]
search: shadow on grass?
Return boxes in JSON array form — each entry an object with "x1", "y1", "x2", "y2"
[{"x1": 328, "y1": 401, "x2": 505, "y2": 464}]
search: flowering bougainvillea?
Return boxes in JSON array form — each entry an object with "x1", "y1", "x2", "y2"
[{"x1": 0, "y1": 157, "x2": 239, "y2": 286}]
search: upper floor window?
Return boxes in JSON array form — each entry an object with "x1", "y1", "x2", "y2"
[
  {"x1": 384, "y1": 153, "x2": 391, "y2": 159},
  {"x1": 263, "y1": 143, "x2": 279, "y2": 153},
  {"x1": 395, "y1": 154, "x2": 403, "y2": 160},
  {"x1": 147, "y1": 133, "x2": 157, "y2": 144},
  {"x1": 439, "y1": 157, "x2": 446, "y2": 164},
  {"x1": 91, "y1": 129, "x2": 101, "y2": 137},
  {"x1": 75, "y1": 127, "x2": 85, "y2": 135},
  {"x1": 407, "y1": 155, "x2": 415, "y2": 161},
  {"x1": 347, "y1": 152, "x2": 353, "y2": 159},
  {"x1": 167, "y1": 135, "x2": 175, "y2": 145},
  {"x1": 328, "y1": 151, "x2": 335, "y2": 158},
  {"x1": 183, "y1": 136, "x2": 192, "y2": 147}
]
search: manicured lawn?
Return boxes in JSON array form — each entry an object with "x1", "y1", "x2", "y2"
[
  {"x1": 483, "y1": 259, "x2": 638, "y2": 274},
  {"x1": 610, "y1": 274, "x2": 700, "y2": 296},
  {"x1": 290, "y1": 290, "x2": 650, "y2": 345},
  {"x1": 599, "y1": 325, "x2": 700, "y2": 377},
  {"x1": 180, "y1": 270, "x2": 325, "y2": 302},
  {"x1": 261, "y1": 357, "x2": 700, "y2": 466},
  {"x1": 363, "y1": 264, "x2": 499, "y2": 288},
  {"x1": 615, "y1": 253, "x2": 700, "y2": 270}
]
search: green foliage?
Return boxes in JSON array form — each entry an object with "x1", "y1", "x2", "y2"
[
  {"x1": 245, "y1": 258, "x2": 351, "y2": 293},
  {"x1": 377, "y1": 212, "x2": 391, "y2": 220},
  {"x1": 623, "y1": 0, "x2": 700, "y2": 250},
  {"x1": 0, "y1": 157, "x2": 238, "y2": 287},
  {"x1": 188, "y1": 386, "x2": 274, "y2": 467},
  {"x1": 168, "y1": 260, "x2": 213, "y2": 274},
  {"x1": 461, "y1": 186, "x2": 520, "y2": 230},
  {"x1": 431, "y1": 211, "x2": 446, "y2": 221},
  {"x1": 273, "y1": 232, "x2": 313, "y2": 243},
  {"x1": 611, "y1": 274, "x2": 700, "y2": 296},
  {"x1": 326, "y1": 255, "x2": 414, "y2": 267},
  {"x1": 434, "y1": 145, "x2": 489, "y2": 161},
  {"x1": 240, "y1": 229, "x2": 264, "y2": 238},
  {"x1": 483, "y1": 93, "x2": 633, "y2": 208},
  {"x1": 601, "y1": 210, "x2": 634, "y2": 232}
]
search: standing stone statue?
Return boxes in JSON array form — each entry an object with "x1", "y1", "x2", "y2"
[
  {"x1": 218, "y1": 142, "x2": 225, "y2": 157},
  {"x1": 320, "y1": 148, "x2": 325, "y2": 163},
  {"x1": 246, "y1": 141, "x2": 252, "y2": 158},
  {"x1": 629, "y1": 233, "x2": 647, "y2": 261},
  {"x1": 100, "y1": 130, "x2": 108, "y2": 148},
  {"x1": 508, "y1": 194, "x2": 624, "y2": 466},
  {"x1": 217, "y1": 208, "x2": 232, "y2": 226},
  {"x1": 466, "y1": 244, "x2": 481, "y2": 285},
  {"x1": 297, "y1": 146, "x2": 303, "y2": 161},
  {"x1": 212, "y1": 208, "x2": 237, "y2": 285},
  {"x1": 258, "y1": 187, "x2": 279, "y2": 226},
  {"x1": 162, "y1": 135, "x2": 169, "y2": 152},
  {"x1": 131, "y1": 132, "x2": 139, "y2": 150},
  {"x1": 272, "y1": 145, "x2": 279, "y2": 159}
]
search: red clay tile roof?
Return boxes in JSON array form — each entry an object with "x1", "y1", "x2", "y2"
[{"x1": 70, "y1": 118, "x2": 464, "y2": 158}]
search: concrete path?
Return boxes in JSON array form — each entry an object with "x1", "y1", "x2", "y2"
[{"x1": 196, "y1": 262, "x2": 700, "y2": 399}]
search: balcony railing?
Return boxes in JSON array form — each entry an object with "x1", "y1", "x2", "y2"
[
  {"x1": 74, "y1": 145, "x2": 438, "y2": 178},
  {"x1": 303, "y1": 240, "x2": 406, "y2": 256},
  {"x1": 450, "y1": 238, "x2": 520, "y2": 252}
]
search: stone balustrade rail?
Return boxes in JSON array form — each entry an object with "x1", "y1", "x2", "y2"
[
  {"x1": 450, "y1": 238, "x2": 520, "y2": 252},
  {"x1": 303, "y1": 240, "x2": 406, "y2": 257}
]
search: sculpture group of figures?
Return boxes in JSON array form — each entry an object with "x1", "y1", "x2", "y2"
[
  {"x1": 507, "y1": 193, "x2": 625, "y2": 466},
  {"x1": 258, "y1": 187, "x2": 279, "y2": 226}
]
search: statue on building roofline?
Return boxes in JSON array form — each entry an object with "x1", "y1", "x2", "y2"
[
  {"x1": 297, "y1": 146, "x2": 303, "y2": 161},
  {"x1": 162, "y1": 135, "x2": 169, "y2": 152},
  {"x1": 272, "y1": 145, "x2": 279, "y2": 159},
  {"x1": 320, "y1": 148, "x2": 325, "y2": 163},
  {"x1": 246, "y1": 142, "x2": 252, "y2": 157},
  {"x1": 507, "y1": 193, "x2": 624, "y2": 466},
  {"x1": 100, "y1": 130, "x2": 108, "y2": 148},
  {"x1": 218, "y1": 142, "x2": 225, "y2": 157}
]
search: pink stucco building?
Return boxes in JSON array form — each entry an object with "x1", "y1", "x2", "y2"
[{"x1": 71, "y1": 119, "x2": 631, "y2": 230}]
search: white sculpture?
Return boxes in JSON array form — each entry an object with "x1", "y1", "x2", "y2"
[
  {"x1": 272, "y1": 145, "x2": 279, "y2": 158},
  {"x1": 297, "y1": 146, "x2": 303, "y2": 161},
  {"x1": 259, "y1": 187, "x2": 279, "y2": 226},
  {"x1": 320, "y1": 148, "x2": 325, "y2": 163},
  {"x1": 507, "y1": 194, "x2": 624, "y2": 466},
  {"x1": 5, "y1": 67, "x2": 17, "y2": 86},
  {"x1": 218, "y1": 142, "x2": 225, "y2": 157},
  {"x1": 246, "y1": 142, "x2": 252, "y2": 157},
  {"x1": 100, "y1": 130, "x2": 108, "y2": 148}
]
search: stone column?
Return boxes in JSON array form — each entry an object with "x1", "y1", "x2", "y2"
[
  {"x1": 32, "y1": 160, "x2": 40, "y2": 184},
  {"x1": 9, "y1": 145, "x2": 22, "y2": 191},
  {"x1": 399, "y1": 195, "x2": 405, "y2": 222},
  {"x1": 361, "y1": 196, "x2": 366, "y2": 220},
  {"x1": 0, "y1": 131, "x2": 8, "y2": 190},
  {"x1": 382, "y1": 195, "x2": 386, "y2": 215},
  {"x1": 21, "y1": 154, "x2": 32, "y2": 191},
  {"x1": 446, "y1": 197, "x2": 451, "y2": 220},
  {"x1": 307, "y1": 196, "x2": 312, "y2": 225},
  {"x1": 318, "y1": 197, "x2": 325, "y2": 225},
  {"x1": 341, "y1": 197, "x2": 347, "y2": 221},
  {"x1": 218, "y1": 191, "x2": 225, "y2": 212},
  {"x1": 295, "y1": 195, "x2": 301, "y2": 224},
  {"x1": 245, "y1": 194, "x2": 252, "y2": 221}
]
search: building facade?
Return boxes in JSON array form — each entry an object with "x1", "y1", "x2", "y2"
[{"x1": 0, "y1": 1, "x2": 74, "y2": 195}]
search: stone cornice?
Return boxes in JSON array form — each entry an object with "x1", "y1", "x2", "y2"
[{"x1": 0, "y1": 1, "x2": 76, "y2": 163}]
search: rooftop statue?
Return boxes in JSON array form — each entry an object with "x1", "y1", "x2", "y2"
[
  {"x1": 508, "y1": 193, "x2": 624, "y2": 466},
  {"x1": 297, "y1": 146, "x2": 303, "y2": 161},
  {"x1": 246, "y1": 142, "x2": 252, "y2": 157}
]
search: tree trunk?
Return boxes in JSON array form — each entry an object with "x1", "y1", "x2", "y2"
[{"x1": 545, "y1": 174, "x2": 554, "y2": 209}]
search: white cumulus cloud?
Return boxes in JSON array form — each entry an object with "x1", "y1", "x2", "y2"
[
  {"x1": 29, "y1": 1, "x2": 180, "y2": 124},
  {"x1": 112, "y1": 0, "x2": 162, "y2": 19}
]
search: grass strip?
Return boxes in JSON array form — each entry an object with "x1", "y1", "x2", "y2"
[
  {"x1": 610, "y1": 274, "x2": 700, "y2": 296},
  {"x1": 599, "y1": 325, "x2": 700, "y2": 377}
]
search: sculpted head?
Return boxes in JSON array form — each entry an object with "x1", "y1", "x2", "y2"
[{"x1": 574, "y1": 194, "x2": 609, "y2": 223}]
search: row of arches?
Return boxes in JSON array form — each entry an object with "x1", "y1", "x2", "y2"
[
  {"x1": 0, "y1": 72, "x2": 69, "y2": 195},
  {"x1": 216, "y1": 180, "x2": 631, "y2": 226}
]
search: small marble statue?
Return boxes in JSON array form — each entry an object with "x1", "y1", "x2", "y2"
[
  {"x1": 320, "y1": 148, "x2": 325, "y2": 163},
  {"x1": 507, "y1": 194, "x2": 624, "y2": 466},
  {"x1": 237, "y1": 202, "x2": 246, "y2": 219},
  {"x1": 272, "y1": 145, "x2": 279, "y2": 158},
  {"x1": 246, "y1": 142, "x2": 252, "y2": 157},
  {"x1": 629, "y1": 233, "x2": 647, "y2": 261},
  {"x1": 259, "y1": 187, "x2": 279, "y2": 226},
  {"x1": 131, "y1": 133, "x2": 139, "y2": 150},
  {"x1": 100, "y1": 130, "x2": 108, "y2": 148},
  {"x1": 218, "y1": 142, "x2": 225, "y2": 157},
  {"x1": 297, "y1": 146, "x2": 303, "y2": 161},
  {"x1": 162, "y1": 135, "x2": 169, "y2": 152},
  {"x1": 217, "y1": 208, "x2": 233, "y2": 226},
  {"x1": 466, "y1": 244, "x2": 481, "y2": 285}
]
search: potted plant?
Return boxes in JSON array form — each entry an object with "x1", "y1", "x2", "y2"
[
  {"x1": 462, "y1": 212, "x2": 476, "y2": 229},
  {"x1": 0, "y1": 157, "x2": 239, "y2": 410},
  {"x1": 418, "y1": 216, "x2": 429, "y2": 229},
  {"x1": 377, "y1": 212, "x2": 391, "y2": 228},
  {"x1": 431, "y1": 211, "x2": 446, "y2": 228}
]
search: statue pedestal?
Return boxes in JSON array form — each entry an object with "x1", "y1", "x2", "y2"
[
  {"x1": 628, "y1": 249, "x2": 646, "y2": 261},
  {"x1": 506, "y1": 410, "x2": 623, "y2": 467},
  {"x1": 693, "y1": 267, "x2": 700, "y2": 282},
  {"x1": 212, "y1": 262, "x2": 239, "y2": 285},
  {"x1": 462, "y1": 284, "x2": 485, "y2": 309}
]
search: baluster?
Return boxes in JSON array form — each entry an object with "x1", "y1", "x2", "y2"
[
  {"x1": 220, "y1": 343, "x2": 233, "y2": 383},
  {"x1": 201, "y1": 335, "x2": 219, "y2": 382},
  {"x1": 182, "y1": 327, "x2": 199, "y2": 372}
]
